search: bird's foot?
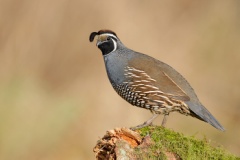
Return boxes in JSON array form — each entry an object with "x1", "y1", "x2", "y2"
[
  {"x1": 161, "y1": 114, "x2": 169, "y2": 127},
  {"x1": 130, "y1": 121, "x2": 153, "y2": 131},
  {"x1": 130, "y1": 114, "x2": 159, "y2": 131}
]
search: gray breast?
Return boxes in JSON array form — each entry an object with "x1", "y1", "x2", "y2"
[{"x1": 103, "y1": 49, "x2": 132, "y2": 85}]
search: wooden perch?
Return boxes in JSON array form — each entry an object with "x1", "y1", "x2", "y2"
[{"x1": 93, "y1": 126, "x2": 239, "y2": 160}]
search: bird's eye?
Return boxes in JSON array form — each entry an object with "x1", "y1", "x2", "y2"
[{"x1": 107, "y1": 37, "x2": 111, "y2": 41}]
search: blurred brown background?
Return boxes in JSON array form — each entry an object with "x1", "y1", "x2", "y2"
[{"x1": 0, "y1": 0, "x2": 239, "y2": 159}]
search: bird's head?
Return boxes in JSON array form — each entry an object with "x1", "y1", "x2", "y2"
[{"x1": 89, "y1": 29, "x2": 119, "y2": 55}]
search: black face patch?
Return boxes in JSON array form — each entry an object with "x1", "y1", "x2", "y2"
[{"x1": 98, "y1": 39, "x2": 115, "y2": 55}]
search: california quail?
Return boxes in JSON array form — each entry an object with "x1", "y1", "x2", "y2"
[{"x1": 89, "y1": 29, "x2": 225, "y2": 131}]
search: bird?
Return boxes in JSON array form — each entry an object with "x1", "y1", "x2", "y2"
[{"x1": 89, "y1": 29, "x2": 225, "y2": 131}]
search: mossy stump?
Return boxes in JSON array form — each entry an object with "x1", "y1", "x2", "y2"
[{"x1": 93, "y1": 126, "x2": 239, "y2": 160}]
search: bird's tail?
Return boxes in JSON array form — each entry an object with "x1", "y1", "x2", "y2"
[{"x1": 186, "y1": 101, "x2": 225, "y2": 131}]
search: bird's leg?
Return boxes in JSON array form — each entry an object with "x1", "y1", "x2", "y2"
[
  {"x1": 130, "y1": 114, "x2": 159, "y2": 130},
  {"x1": 161, "y1": 114, "x2": 169, "y2": 127}
]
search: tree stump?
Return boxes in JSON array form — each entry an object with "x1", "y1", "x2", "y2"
[{"x1": 93, "y1": 126, "x2": 239, "y2": 160}]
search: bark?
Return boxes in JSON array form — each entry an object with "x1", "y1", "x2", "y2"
[
  {"x1": 93, "y1": 127, "x2": 239, "y2": 160},
  {"x1": 93, "y1": 127, "x2": 179, "y2": 160}
]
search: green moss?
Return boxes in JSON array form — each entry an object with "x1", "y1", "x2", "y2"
[{"x1": 135, "y1": 126, "x2": 239, "y2": 160}]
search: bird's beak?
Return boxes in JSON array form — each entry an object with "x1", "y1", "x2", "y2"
[
  {"x1": 96, "y1": 39, "x2": 102, "y2": 46},
  {"x1": 96, "y1": 35, "x2": 107, "y2": 46}
]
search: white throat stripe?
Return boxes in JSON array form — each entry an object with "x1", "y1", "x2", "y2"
[
  {"x1": 101, "y1": 33, "x2": 117, "y2": 53},
  {"x1": 112, "y1": 38, "x2": 117, "y2": 52}
]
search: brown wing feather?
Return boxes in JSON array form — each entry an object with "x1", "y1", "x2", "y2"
[
  {"x1": 128, "y1": 56, "x2": 190, "y2": 101},
  {"x1": 160, "y1": 71, "x2": 190, "y2": 101}
]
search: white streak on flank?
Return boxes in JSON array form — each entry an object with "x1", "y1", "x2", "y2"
[
  {"x1": 131, "y1": 68, "x2": 144, "y2": 73},
  {"x1": 142, "y1": 97, "x2": 150, "y2": 100},
  {"x1": 131, "y1": 74, "x2": 141, "y2": 78},
  {"x1": 148, "y1": 78, "x2": 157, "y2": 82},
  {"x1": 144, "y1": 85, "x2": 159, "y2": 90},
  {"x1": 126, "y1": 72, "x2": 134, "y2": 75},
  {"x1": 125, "y1": 67, "x2": 157, "y2": 81},
  {"x1": 133, "y1": 80, "x2": 142, "y2": 83},
  {"x1": 153, "y1": 100, "x2": 165, "y2": 104},
  {"x1": 156, "y1": 95, "x2": 169, "y2": 100},
  {"x1": 140, "y1": 72, "x2": 148, "y2": 75},
  {"x1": 140, "y1": 80, "x2": 151, "y2": 83},
  {"x1": 125, "y1": 72, "x2": 142, "y2": 78},
  {"x1": 144, "y1": 90, "x2": 164, "y2": 94},
  {"x1": 134, "y1": 83, "x2": 146, "y2": 86},
  {"x1": 131, "y1": 84, "x2": 141, "y2": 87},
  {"x1": 126, "y1": 66, "x2": 144, "y2": 73},
  {"x1": 139, "y1": 72, "x2": 156, "y2": 82},
  {"x1": 134, "y1": 90, "x2": 142, "y2": 93}
]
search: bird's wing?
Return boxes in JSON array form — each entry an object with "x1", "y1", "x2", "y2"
[
  {"x1": 159, "y1": 71, "x2": 190, "y2": 101},
  {"x1": 128, "y1": 54, "x2": 190, "y2": 101},
  {"x1": 124, "y1": 66, "x2": 190, "y2": 101}
]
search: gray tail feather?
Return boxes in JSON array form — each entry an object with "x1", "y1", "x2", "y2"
[{"x1": 186, "y1": 101, "x2": 225, "y2": 131}]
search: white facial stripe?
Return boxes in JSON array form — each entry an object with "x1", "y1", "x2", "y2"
[
  {"x1": 102, "y1": 33, "x2": 118, "y2": 40},
  {"x1": 99, "y1": 33, "x2": 117, "y2": 53}
]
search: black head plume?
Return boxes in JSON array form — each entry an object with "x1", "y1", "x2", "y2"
[
  {"x1": 89, "y1": 30, "x2": 117, "y2": 42},
  {"x1": 89, "y1": 32, "x2": 98, "y2": 42}
]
